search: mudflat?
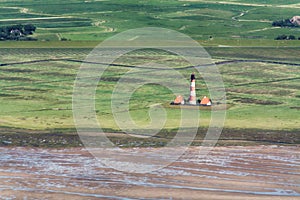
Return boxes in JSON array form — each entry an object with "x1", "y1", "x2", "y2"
[{"x1": 0, "y1": 145, "x2": 299, "y2": 199}]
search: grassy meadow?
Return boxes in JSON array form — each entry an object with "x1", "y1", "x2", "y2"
[
  {"x1": 0, "y1": 0, "x2": 300, "y2": 41},
  {"x1": 0, "y1": 0, "x2": 299, "y2": 146}
]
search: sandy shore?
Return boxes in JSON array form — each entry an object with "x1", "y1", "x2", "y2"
[{"x1": 0, "y1": 145, "x2": 299, "y2": 199}]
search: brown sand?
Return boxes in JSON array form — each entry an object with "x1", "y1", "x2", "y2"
[{"x1": 0, "y1": 145, "x2": 299, "y2": 199}]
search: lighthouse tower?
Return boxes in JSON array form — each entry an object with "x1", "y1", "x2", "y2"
[{"x1": 189, "y1": 73, "x2": 197, "y2": 105}]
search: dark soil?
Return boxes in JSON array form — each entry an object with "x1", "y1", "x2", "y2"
[
  {"x1": 233, "y1": 97, "x2": 282, "y2": 105},
  {"x1": 290, "y1": 106, "x2": 300, "y2": 110},
  {"x1": 0, "y1": 127, "x2": 298, "y2": 148}
]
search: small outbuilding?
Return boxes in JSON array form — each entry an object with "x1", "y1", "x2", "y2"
[
  {"x1": 199, "y1": 96, "x2": 212, "y2": 106},
  {"x1": 172, "y1": 95, "x2": 185, "y2": 105}
]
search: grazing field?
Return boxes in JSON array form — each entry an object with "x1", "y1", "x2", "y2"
[
  {"x1": 0, "y1": 46, "x2": 299, "y2": 146},
  {"x1": 0, "y1": 0, "x2": 299, "y2": 145},
  {"x1": 1, "y1": 0, "x2": 300, "y2": 42}
]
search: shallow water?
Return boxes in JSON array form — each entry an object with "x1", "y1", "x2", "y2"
[{"x1": 0, "y1": 145, "x2": 299, "y2": 199}]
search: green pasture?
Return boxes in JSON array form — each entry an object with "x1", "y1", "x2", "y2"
[
  {"x1": 0, "y1": 47, "x2": 299, "y2": 132},
  {"x1": 1, "y1": 0, "x2": 300, "y2": 41},
  {"x1": 0, "y1": 0, "x2": 299, "y2": 142}
]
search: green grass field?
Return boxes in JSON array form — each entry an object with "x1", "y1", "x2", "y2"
[
  {"x1": 0, "y1": 0, "x2": 299, "y2": 146},
  {"x1": 1, "y1": 0, "x2": 300, "y2": 41},
  {"x1": 0, "y1": 47, "x2": 299, "y2": 132}
]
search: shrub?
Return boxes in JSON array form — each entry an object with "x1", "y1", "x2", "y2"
[
  {"x1": 275, "y1": 34, "x2": 296, "y2": 40},
  {"x1": 272, "y1": 19, "x2": 297, "y2": 27},
  {"x1": 0, "y1": 24, "x2": 36, "y2": 41}
]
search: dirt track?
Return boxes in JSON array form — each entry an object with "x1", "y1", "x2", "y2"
[{"x1": 0, "y1": 145, "x2": 299, "y2": 199}]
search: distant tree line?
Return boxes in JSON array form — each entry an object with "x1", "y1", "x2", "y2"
[
  {"x1": 272, "y1": 19, "x2": 298, "y2": 28},
  {"x1": 275, "y1": 34, "x2": 300, "y2": 40},
  {"x1": 0, "y1": 24, "x2": 37, "y2": 41}
]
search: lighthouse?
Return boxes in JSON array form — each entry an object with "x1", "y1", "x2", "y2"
[{"x1": 189, "y1": 73, "x2": 197, "y2": 105}]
